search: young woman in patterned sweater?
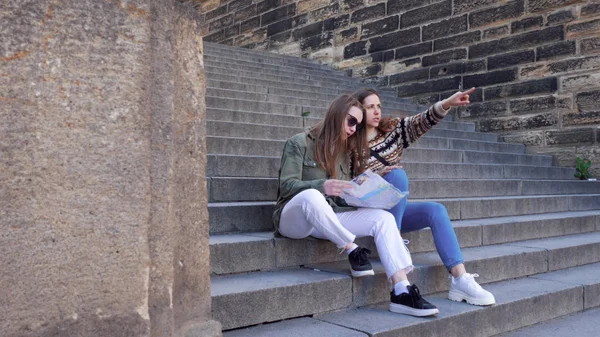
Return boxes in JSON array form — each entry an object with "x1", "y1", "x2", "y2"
[{"x1": 353, "y1": 87, "x2": 496, "y2": 306}]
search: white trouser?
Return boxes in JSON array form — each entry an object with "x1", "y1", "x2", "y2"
[{"x1": 279, "y1": 189, "x2": 413, "y2": 278}]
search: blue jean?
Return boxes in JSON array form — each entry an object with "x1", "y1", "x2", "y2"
[{"x1": 384, "y1": 168, "x2": 464, "y2": 271}]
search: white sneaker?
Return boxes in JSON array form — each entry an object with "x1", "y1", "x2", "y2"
[{"x1": 448, "y1": 273, "x2": 496, "y2": 306}]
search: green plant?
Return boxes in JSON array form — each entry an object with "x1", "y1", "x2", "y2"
[
  {"x1": 301, "y1": 111, "x2": 310, "y2": 128},
  {"x1": 575, "y1": 157, "x2": 592, "y2": 180}
]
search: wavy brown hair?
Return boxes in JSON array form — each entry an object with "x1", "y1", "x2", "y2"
[
  {"x1": 352, "y1": 88, "x2": 404, "y2": 133},
  {"x1": 310, "y1": 94, "x2": 369, "y2": 178}
]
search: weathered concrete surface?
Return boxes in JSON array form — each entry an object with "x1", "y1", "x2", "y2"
[{"x1": 0, "y1": 1, "x2": 219, "y2": 336}]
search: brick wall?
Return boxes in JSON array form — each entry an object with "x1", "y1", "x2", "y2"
[{"x1": 200, "y1": 0, "x2": 600, "y2": 177}]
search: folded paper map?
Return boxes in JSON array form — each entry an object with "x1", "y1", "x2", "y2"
[{"x1": 341, "y1": 170, "x2": 408, "y2": 209}]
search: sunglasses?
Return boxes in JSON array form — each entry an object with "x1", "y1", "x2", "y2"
[{"x1": 346, "y1": 114, "x2": 364, "y2": 130}]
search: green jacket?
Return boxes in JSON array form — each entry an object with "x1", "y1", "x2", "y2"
[{"x1": 272, "y1": 131, "x2": 356, "y2": 234}]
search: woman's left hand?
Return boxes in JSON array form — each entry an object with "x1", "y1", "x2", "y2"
[
  {"x1": 442, "y1": 87, "x2": 476, "y2": 110},
  {"x1": 377, "y1": 165, "x2": 403, "y2": 176}
]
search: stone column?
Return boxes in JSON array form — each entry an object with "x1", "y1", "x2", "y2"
[{"x1": 0, "y1": 1, "x2": 220, "y2": 336}]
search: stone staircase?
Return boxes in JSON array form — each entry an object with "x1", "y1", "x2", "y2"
[{"x1": 203, "y1": 42, "x2": 600, "y2": 336}]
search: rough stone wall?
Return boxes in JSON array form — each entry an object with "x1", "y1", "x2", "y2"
[
  {"x1": 0, "y1": 1, "x2": 220, "y2": 336},
  {"x1": 200, "y1": 0, "x2": 600, "y2": 177}
]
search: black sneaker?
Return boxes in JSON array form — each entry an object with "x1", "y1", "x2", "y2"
[
  {"x1": 389, "y1": 284, "x2": 439, "y2": 317},
  {"x1": 348, "y1": 247, "x2": 375, "y2": 277}
]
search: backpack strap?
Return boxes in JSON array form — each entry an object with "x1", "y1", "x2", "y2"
[{"x1": 370, "y1": 149, "x2": 391, "y2": 167}]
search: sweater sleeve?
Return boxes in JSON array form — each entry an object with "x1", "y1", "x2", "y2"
[{"x1": 396, "y1": 101, "x2": 450, "y2": 149}]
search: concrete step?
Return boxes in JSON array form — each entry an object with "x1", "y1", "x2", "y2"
[
  {"x1": 204, "y1": 53, "x2": 332, "y2": 71},
  {"x1": 205, "y1": 87, "x2": 415, "y2": 112},
  {"x1": 494, "y1": 307, "x2": 600, "y2": 337},
  {"x1": 205, "y1": 72, "x2": 422, "y2": 110},
  {"x1": 207, "y1": 155, "x2": 575, "y2": 180},
  {"x1": 205, "y1": 42, "x2": 329, "y2": 68},
  {"x1": 206, "y1": 137, "x2": 542, "y2": 163},
  {"x1": 205, "y1": 64, "x2": 369, "y2": 87},
  {"x1": 208, "y1": 178, "x2": 600, "y2": 202},
  {"x1": 207, "y1": 74, "x2": 402, "y2": 103},
  {"x1": 206, "y1": 108, "x2": 473, "y2": 130},
  {"x1": 206, "y1": 120, "x2": 497, "y2": 142},
  {"x1": 210, "y1": 211, "x2": 600, "y2": 275},
  {"x1": 204, "y1": 55, "x2": 352, "y2": 80},
  {"x1": 212, "y1": 234, "x2": 600, "y2": 330},
  {"x1": 208, "y1": 194, "x2": 600, "y2": 233}
]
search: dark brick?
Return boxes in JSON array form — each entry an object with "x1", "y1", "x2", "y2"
[
  {"x1": 351, "y1": 3, "x2": 385, "y2": 24},
  {"x1": 270, "y1": 31, "x2": 291, "y2": 44},
  {"x1": 292, "y1": 21, "x2": 323, "y2": 40},
  {"x1": 241, "y1": 16, "x2": 261, "y2": 33},
  {"x1": 340, "y1": 27, "x2": 358, "y2": 40},
  {"x1": 470, "y1": 0, "x2": 525, "y2": 28},
  {"x1": 333, "y1": 15, "x2": 350, "y2": 29},
  {"x1": 545, "y1": 129, "x2": 594, "y2": 145},
  {"x1": 413, "y1": 93, "x2": 441, "y2": 105},
  {"x1": 510, "y1": 96, "x2": 557, "y2": 114},
  {"x1": 567, "y1": 19, "x2": 600, "y2": 35},
  {"x1": 488, "y1": 50, "x2": 535, "y2": 70},
  {"x1": 369, "y1": 27, "x2": 420, "y2": 53},
  {"x1": 483, "y1": 25, "x2": 510, "y2": 40},
  {"x1": 582, "y1": 3, "x2": 600, "y2": 17},
  {"x1": 563, "y1": 111, "x2": 600, "y2": 126},
  {"x1": 357, "y1": 64, "x2": 383, "y2": 77},
  {"x1": 546, "y1": 9, "x2": 575, "y2": 26},
  {"x1": 344, "y1": 40, "x2": 368, "y2": 58},
  {"x1": 388, "y1": 0, "x2": 428, "y2": 14},
  {"x1": 363, "y1": 76, "x2": 390, "y2": 87},
  {"x1": 235, "y1": 4, "x2": 257, "y2": 21},
  {"x1": 257, "y1": 0, "x2": 281, "y2": 13},
  {"x1": 206, "y1": 5, "x2": 227, "y2": 20},
  {"x1": 458, "y1": 101, "x2": 508, "y2": 118},
  {"x1": 537, "y1": 41, "x2": 576, "y2": 61},
  {"x1": 577, "y1": 90, "x2": 600, "y2": 113},
  {"x1": 361, "y1": 16, "x2": 399, "y2": 39},
  {"x1": 511, "y1": 16, "x2": 543, "y2": 33},
  {"x1": 430, "y1": 60, "x2": 486, "y2": 79},
  {"x1": 395, "y1": 42, "x2": 432, "y2": 60},
  {"x1": 582, "y1": 37, "x2": 600, "y2": 55},
  {"x1": 422, "y1": 49, "x2": 467, "y2": 67},
  {"x1": 401, "y1": 0, "x2": 452, "y2": 28},
  {"x1": 235, "y1": 27, "x2": 267, "y2": 46},
  {"x1": 229, "y1": 0, "x2": 253, "y2": 12},
  {"x1": 454, "y1": 0, "x2": 504, "y2": 14},
  {"x1": 434, "y1": 31, "x2": 481, "y2": 51},
  {"x1": 469, "y1": 26, "x2": 563, "y2": 58},
  {"x1": 342, "y1": 0, "x2": 364, "y2": 10},
  {"x1": 313, "y1": 4, "x2": 340, "y2": 22},
  {"x1": 261, "y1": 3, "x2": 296, "y2": 26},
  {"x1": 479, "y1": 113, "x2": 558, "y2": 132},
  {"x1": 266, "y1": 14, "x2": 307, "y2": 36},
  {"x1": 300, "y1": 32, "x2": 334, "y2": 51},
  {"x1": 402, "y1": 57, "x2": 422, "y2": 67},
  {"x1": 371, "y1": 50, "x2": 395, "y2": 62},
  {"x1": 529, "y1": 0, "x2": 587, "y2": 13},
  {"x1": 389, "y1": 68, "x2": 430, "y2": 85},
  {"x1": 463, "y1": 69, "x2": 518, "y2": 88},
  {"x1": 485, "y1": 77, "x2": 558, "y2": 100},
  {"x1": 422, "y1": 15, "x2": 467, "y2": 41},
  {"x1": 204, "y1": 25, "x2": 240, "y2": 43},
  {"x1": 548, "y1": 55, "x2": 600, "y2": 74},
  {"x1": 209, "y1": 14, "x2": 234, "y2": 31},
  {"x1": 395, "y1": 76, "x2": 462, "y2": 96}
]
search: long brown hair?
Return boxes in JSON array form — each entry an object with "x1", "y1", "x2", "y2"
[
  {"x1": 310, "y1": 94, "x2": 369, "y2": 178},
  {"x1": 352, "y1": 88, "x2": 401, "y2": 133}
]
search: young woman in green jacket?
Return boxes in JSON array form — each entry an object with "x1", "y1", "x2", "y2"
[{"x1": 273, "y1": 94, "x2": 439, "y2": 317}]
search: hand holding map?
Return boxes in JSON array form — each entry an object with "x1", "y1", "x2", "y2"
[{"x1": 340, "y1": 170, "x2": 408, "y2": 209}]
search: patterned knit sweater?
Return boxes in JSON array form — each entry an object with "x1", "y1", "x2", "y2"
[{"x1": 366, "y1": 101, "x2": 450, "y2": 172}]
